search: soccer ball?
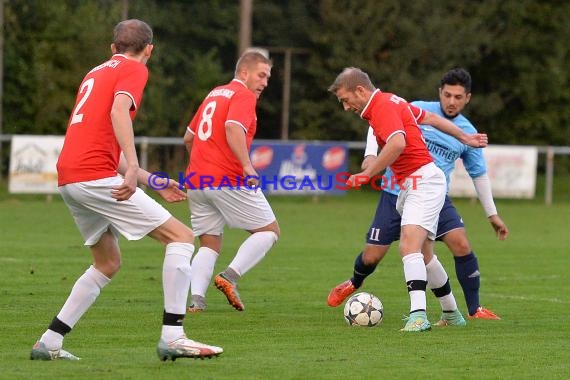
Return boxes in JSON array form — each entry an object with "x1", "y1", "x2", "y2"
[{"x1": 343, "y1": 292, "x2": 384, "y2": 327}]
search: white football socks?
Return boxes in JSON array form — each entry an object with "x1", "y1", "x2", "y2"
[
  {"x1": 426, "y1": 254, "x2": 458, "y2": 312},
  {"x1": 161, "y1": 242, "x2": 194, "y2": 342},
  {"x1": 190, "y1": 246, "x2": 219, "y2": 298},
  {"x1": 162, "y1": 243, "x2": 194, "y2": 314},
  {"x1": 42, "y1": 265, "x2": 110, "y2": 350},
  {"x1": 228, "y1": 231, "x2": 278, "y2": 276},
  {"x1": 402, "y1": 252, "x2": 427, "y2": 313}
]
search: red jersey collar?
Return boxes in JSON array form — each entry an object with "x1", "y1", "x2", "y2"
[
  {"x1": 360, "y1": 89, "x2": 381, "y2": 120},
  {"x1": 231, "y1": 78, "x2": 247, "y2": 88}
]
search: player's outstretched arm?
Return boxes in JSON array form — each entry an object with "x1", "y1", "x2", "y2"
[
  {"x1": 118, "y1": 154, "x2": 186, "y2": 203},
  {"x1": 471, "y1": 173, "x2": 508, "y2": 240},
  {"x1": 154, "y1": 179, "x2": 187, "y2": 203},
  {"x1": 422, "y1": 111, "x2": 488, "y2": 148},
  {"x1": 347, "y1": 133, "x2": 405, "y2": 188}
]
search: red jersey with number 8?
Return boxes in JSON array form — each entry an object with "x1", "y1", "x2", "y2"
[
  {"x1": 185, "y1": 79, "x2": 257, "y2": 188},
  {"x1": 361, "y1": 90, "x2": 433, "y2": 178},
  {"x1": 56, "y1": 54, "x2": 148, "y2": 186}
]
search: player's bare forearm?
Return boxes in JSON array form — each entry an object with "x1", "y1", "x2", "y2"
[
  {"x1": 111, "y1": 95, "x2": 139, "y2": 200},
  {"x1": 347, "y1": 135, "x2": 404, "y2": 188},
  {"x1": 118, "y1": 153, "x2": 156, "y2": 186},
  {"x1": 183, "y1": 129, "x2": 194, "y2": 158},
  {"x1": 157, "y1": 180, "x2": 187, "y2": 203},
  {"x1": 422, "y1": 111, "x2": 464, "y2": 140},
  {"x1": 112, "y1": 95, "x2": 140, "y2": 171},
  {"x1": 226, "y1": 124, "x2": 254, "y2": 169},
  {"x1": 362, "y1": 134, "x2": 404, "y2": 178},
  {"x1": 361, "y1": 155, "x2": 376, "y2": 171},
  {"x1": 225, "y1": 125, "x2": 250, "y2": 165},
  {"x1": 111, "y1": 167, "x2": 137, "y2": 201},
  {"x1": 120, "y1": 152, "x2": 185, "y2": 200},
  {"x1": 225, "y1": 123, "x2": 259, "y2": 187},
  {"x1": 422, "y1": 111, "x2": 488, "y2": 148}
]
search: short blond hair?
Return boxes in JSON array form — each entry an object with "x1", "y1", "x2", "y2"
[
  {"x1": 235, "y1": 51, "x2": 273, "y2": 76},
  {"x1": 328, "y1": 67, "x2": 375, "y2": 93}
]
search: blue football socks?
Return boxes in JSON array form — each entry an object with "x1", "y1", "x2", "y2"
[
  {"x1": 351, "y1": 252, "x2": 378, "y2": 288},
  {"x1": 454, "y1": 252, "x2": 481, "y2": 315}
]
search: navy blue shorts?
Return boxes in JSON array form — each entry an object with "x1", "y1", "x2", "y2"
[{"x1": 366, "y1": 192, "x2": 465, "y2": 245}]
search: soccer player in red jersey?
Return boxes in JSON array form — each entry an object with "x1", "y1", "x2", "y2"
[
  {"x1": 328, "y1": 67, "x2": 488, "y2": 331},
  {"x1": 329, "y1": 68, "x2": 507, "y2": 321},
  {"x1": 183, "y1": 51, "x2": 279, "y2": 312},
  {"x1": 31, "y1": 19, "x2": 222, "y2": 361}
]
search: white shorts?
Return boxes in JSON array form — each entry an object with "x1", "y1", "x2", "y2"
[
  {"x1": 187, "y1": 187, "x2": 276, "y2": 236},
  {"x1": 396, "y1": 162, "x2": 446, "y2": 240},
  {"x1": 59, "y1": 176, "x2": 172, "y2": 246}
]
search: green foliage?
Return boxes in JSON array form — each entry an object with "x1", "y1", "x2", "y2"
[
  {"x1": 2, "y1": 0, "x2": 234, "y2": 139},
  {"x1": 4, "y1": 0, "x2": 117, "y2": 135},
  {"x1": 259, "y1": 0, "x2": 570, "y2": 145},
  {"x1": 2, "y1": 0, "x2": 569, "y2": 147},
  {"x1": 126, "y1": 0, "x2": 237, "y2": 136},
  {"x1": 299, "y1": 0, "x2": 501, "y2": 141},
  {"x1": 471, "y1": 1, "x2": 570, "y2": 145}
]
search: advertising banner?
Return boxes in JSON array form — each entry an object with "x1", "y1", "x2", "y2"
[
  {"x1": 250, "y1": 141, "x2": 348, "y2": 195},
  {"x1": 9, "y1": 135, "x2": 64, "y2": 194},
  {"x1": 449, "y1": 145, "x2": 538, "y2": 199}
]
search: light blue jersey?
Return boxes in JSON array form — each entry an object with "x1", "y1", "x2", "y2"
[{"x1": 383, "y1": 101, "x2": 486, "y2": 195}]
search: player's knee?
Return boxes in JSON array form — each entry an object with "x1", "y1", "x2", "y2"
[
  {"x1": 95, "y1": 256, "x2": 122, "y2": 278},
  {"x1": 448, "y1": 239, "x2": 471, "y2": 256},
  {"x1": 271, "y1": 223, "x2": 281, "y2": 239},
  {"x1": 152, "y1": 218, "x2": 194, "y2": 245},
  {"x1": 362, "y1": 245, "x2": 388, "y2": 265},
  {"x1": 167, "y1": 231, "x2": 194, "y2": 245},
  {"x1": 270, "y1": 230, "x2": 279, "y2": 243},
  {"x1": 257, "y1": 220, "x2": 280, "y2": 239},
  {"x1": 361, "y1": 254, "x2": 379, "y2": 266},
  {"x1": 170, "y1": 217, "x2": 195, "y2": 243},
  {"x1": 108, "y1": 257, "x2": 122, "y2": 276},
  {"x1": 175, "y1": 226, "x2": 195, "y2": 244}
]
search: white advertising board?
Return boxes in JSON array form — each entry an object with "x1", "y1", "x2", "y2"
[
  {"x1": 9, "y1": 135, "x2": 65, "y2": 194},
  {"x1": 449, "y1": 145, "x2": 538, "y2": 199}
]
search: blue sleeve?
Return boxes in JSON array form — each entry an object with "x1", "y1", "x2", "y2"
[
  {"x1": 462, "y1": 147, "x2": 487, "y2": 178},
  {"x1": 380, "y1": 166, "x2": 401, "y2": 195},
  {"x1": 456, "y1": 118, "x2": 487, "y2": 178}
]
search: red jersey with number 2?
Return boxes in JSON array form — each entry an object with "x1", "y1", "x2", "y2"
[
  {"x1": 361, "y1": 90, "x2": 433, "y2": 178},
  {"x1": 185, "y1": 79, "x2": 257, "y2": 188},
  {"x1": 56, "y1": 54, "x2": 148, "y2": 186}
]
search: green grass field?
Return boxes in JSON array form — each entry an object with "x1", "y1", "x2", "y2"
[{"x1": 1, "y1": 190, "x2": 569, "y2": 379}]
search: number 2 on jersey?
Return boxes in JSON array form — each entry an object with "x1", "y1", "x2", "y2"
[
  {"x1": 70, "y1": 78, "x2": 95, "y2": 125},
  {"x1": 198, "y1": 101, "x2": 217, "y2": 141}
]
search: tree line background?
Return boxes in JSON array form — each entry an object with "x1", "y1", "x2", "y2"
[{"x1": 3, "y1": 0, "x2": 569, "y2": 173}]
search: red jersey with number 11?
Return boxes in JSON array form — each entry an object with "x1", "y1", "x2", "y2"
[
  {"x1": 185, "y1": 79, "x2": 257, "y2": 188},
  {"x1": 56, "y1": 54, "x2": 148, "y2": 186}
]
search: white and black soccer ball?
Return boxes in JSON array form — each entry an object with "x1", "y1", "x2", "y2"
[{"x1": 343, "y1": 292, "x2": 384, "y2": 327}]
